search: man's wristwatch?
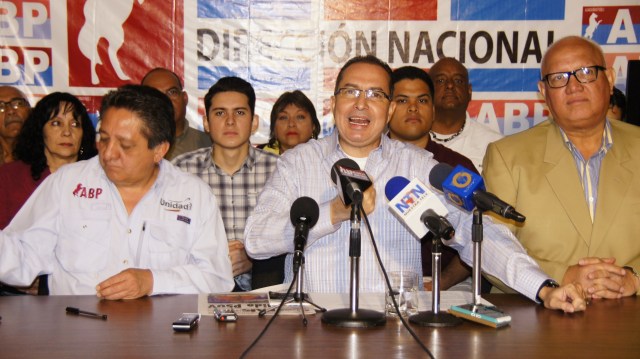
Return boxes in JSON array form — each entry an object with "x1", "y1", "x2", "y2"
[{"x1": 536, "y1": 279, "x2": 560, "y2": 303}]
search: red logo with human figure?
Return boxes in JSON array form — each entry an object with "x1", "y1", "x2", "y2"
[
  {"x1": 72, "y1": 183, "x2": 103, "y2": 199},
  {"x1": 66, "y1": 0, "x2": 184, "y2": 87}
]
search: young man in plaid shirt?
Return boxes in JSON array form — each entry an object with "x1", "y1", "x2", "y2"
[{"x1": 173, "y1": 77, "x2": 279, "y2": 291}]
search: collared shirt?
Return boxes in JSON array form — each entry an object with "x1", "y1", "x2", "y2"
[
  {"x1": 559, "y1": 120, "x2": 613, "y2": 221},
  {"x1": 430, "y1": 119, "x2": 503, "y2": 172},
  {"x1": 165, "y1": 121, "x2": 212, "y2": 160},
  {"x1": 172, "y1": 145, "x2": 279, "y2": 290},
  {"x1": 0, "y1": 157, "x2": 235, "y2": 295},
  {"x1": 245, "y1": 132, "x2": 549, "y2": 300}
]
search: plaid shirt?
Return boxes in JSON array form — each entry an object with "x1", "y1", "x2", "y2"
[
  {"x1": 172, "y1": 145, "x2": 279, "y2": 242},
  {"x1": 173, "y1": 146, "x2": 279, "y2": 291}
]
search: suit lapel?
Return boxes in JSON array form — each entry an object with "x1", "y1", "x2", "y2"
[
  {"x1": 591, "y1": 125, "x2": 633, "y2": 244},
  {"x1": 543, "y1": 122, "x2": 593, "y2": 244}
]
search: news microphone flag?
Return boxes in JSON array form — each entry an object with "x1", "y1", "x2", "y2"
[
  {"x1": 331, "y1": 159, "x2": 372, "y2": 206},
  {"x1": 385, "y1": 176, "x2": 449, "y2": 239},
  {"x1": 430, "y1": 164, "x2": 485, "y2": 212},
  {"x1": 430, "y1": 163, "x2": 526, "y2": 222}
]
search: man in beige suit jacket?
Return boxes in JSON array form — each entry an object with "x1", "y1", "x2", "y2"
[{"x1": 483, "y1": 36, "x2": 640, "y2": 300}]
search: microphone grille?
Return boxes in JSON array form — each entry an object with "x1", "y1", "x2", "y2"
[
  {"x1": 429, "y1": 163, "x2": 454, "y2": 191},
  {"x1": 384, "y1": 176, "x2": 410, "y2": 200},
  {"x1": 290, "y1": 196, "x2": 320, "y2": 228}
]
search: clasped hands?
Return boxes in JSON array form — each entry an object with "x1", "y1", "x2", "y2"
[
  {"x1": 563, "y1": 257, "x2": 638, "y2": 299},
  {"x1": 540, "y1": 257, "x2": 639, "y2": 313}
]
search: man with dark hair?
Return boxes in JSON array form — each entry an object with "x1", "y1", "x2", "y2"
[
  {"x1": 0, "y1": 84, "x2": 234, "y2": 298},
  {"x1": 429, "y1": 58, "x2": 503, "y2": 172},
  {"x1": 389, "y1": 66, "x2": 488, "y2": 292},
  {"x1": 173, "y1": 77, "x2": 279, "y2": 291},
  {"x1": 245, "y1": 55, "x2": 586, "y2": 312},
  {"x1": 483, "y1": 36, "x2": 640, "y2": 299},
  {"x1": 0, "y1": 86, "x2": 31, "y2": 165},
  {"x1": 142, "y1": 68, "x2": 211, "y2": 159}
]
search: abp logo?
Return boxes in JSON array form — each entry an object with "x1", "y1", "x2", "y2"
[
  {"x1": 0, "y1": 0, "x2": 51, "y2": 39},
  {"x1": 583, "y1": 6, "x2": 640, "y2": 45},
  {"x1": 0, "y1": 46, "x2": 52, "y2": 85},
  {"x1": 66, "y1": 0, "x2": 184, "y2": 87}
]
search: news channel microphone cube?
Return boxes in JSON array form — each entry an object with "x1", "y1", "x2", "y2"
[
  {"x1": 387, "y1": 178, "x2": 449, "y2": 238},
  {"x1": 442, "y1": 165, "x2": 485, "y2": 211}
]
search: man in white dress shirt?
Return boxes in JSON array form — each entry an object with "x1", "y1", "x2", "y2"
[
  {"x1": 0, "y1": 85, "x2": 234, "y2": 298},
  {"x1": 245, "y1": 55, "x2": 586, "y2": 312}
]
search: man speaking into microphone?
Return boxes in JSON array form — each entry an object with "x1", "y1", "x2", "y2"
[{"x1": 245, "y1": 55, "x2": 586, "y2": 312}]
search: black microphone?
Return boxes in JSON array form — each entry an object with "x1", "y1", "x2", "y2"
[
  {"x1": 421, "y1": 209, "x2": 455, "y2": 240},
  {"x1": 290, "y1": 197, "x2": 320, "y2": 272},
  {"x1": 330, "y1": 159, "x2": 372, "y2": 206},
  {"x1": 429, "y1": 163, "x2": 526, "y2": 222}
]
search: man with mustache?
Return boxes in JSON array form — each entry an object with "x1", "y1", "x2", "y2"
[{"x1": 0, "y1": 86, "x2": 31, "y2": 166}]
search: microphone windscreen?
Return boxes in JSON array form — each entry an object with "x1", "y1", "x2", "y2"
[
  {"x1": 330, "y1": 158, "x2": 360, "y2": 184},
  {"x1": 384, "y1": 176, "x2": 410, "y2": 200},
  {"x1": 428, "y1": 163, "x2": 454, "y2": 191},
  {"x1": 290, "y1": 196, "x2": 320, "y2": 227}
]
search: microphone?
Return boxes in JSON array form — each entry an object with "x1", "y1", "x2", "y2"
[
  {"x1": 330, "y1": 159, "x2": 372, "y2": 206},
  {"x1": 385, "y1": 176, "x2": 461, "y2": 328},
  {"x1": 322, "y1": 162, "x2": 386, "y2": 328},
  {"x1": 385, "y1": 176, "x2": 450, "y2": 239},
  {"x1": 429, "y1": 164, "x2": 526, "y2": 222},
  {"x1": 290, "y1": 197, "x2": 320, "y2": 272}
]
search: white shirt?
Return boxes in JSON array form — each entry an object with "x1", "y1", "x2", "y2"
[
  {"x1": 431, "y1": 119, "x2": 503, "y2": 172},
  {"x1": 0, "y1": 157, "x2": 234, "y2": 295},
  {"x1": 245, "y1": 132, "x2": 548, "y2": 300}
]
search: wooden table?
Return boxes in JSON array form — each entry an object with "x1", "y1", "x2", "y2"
[{"x1": 1, "y1": 294, "x2": 638, "y2": 358}]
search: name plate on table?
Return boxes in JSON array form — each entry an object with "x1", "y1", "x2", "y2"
[{"x1": 198, "y1": 293, "x2": 316, "y2": 316}]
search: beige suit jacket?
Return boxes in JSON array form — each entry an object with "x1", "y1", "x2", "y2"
[{"x1": 483, "y1": 119, "x2": 640, "y2": 289}]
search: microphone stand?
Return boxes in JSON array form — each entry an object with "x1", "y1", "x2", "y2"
[
  {"x1": 472, "y1": 209, "x2": 483, "y2": 306},
  {"x1": 259, "y1": 253, "x2": 326, "y2": 326},
  {"x1": 409, "y1": 233, "x2": 462, "y2": 327},
  {"x1": 454, "y1": 209, "x2": 496, "y2": 314},
  {"x1": 322, "y1": 203, "x2": 386, "y2": 328}
]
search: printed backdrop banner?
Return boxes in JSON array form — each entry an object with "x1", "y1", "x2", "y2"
[{"x1": 1, "y1": 0, "x2": 639, "y2": 142}]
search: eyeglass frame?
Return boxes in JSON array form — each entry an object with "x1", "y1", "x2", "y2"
[
  {"x1": 0, "y1": 98, "x2": 29, "y2": 113},
  {"x1": 334, "y1": 87, "x2": 391, "y2": 102},
  {"x1": 541, "y1": 65, "x2": 607, "y2": 89}
]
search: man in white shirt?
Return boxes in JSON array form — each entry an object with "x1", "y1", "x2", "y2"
[
  {"x1": 0, "y1": 85, "x2": 234, "y2": 298},
  {"x1": 245, "y1": 55, "x2": 586, "y2": 312},
  {"x1": 429, "y1": 58, "x2": 503, "y2": 172}
]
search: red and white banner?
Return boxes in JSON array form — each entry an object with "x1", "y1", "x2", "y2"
[{"x1": 2, "y1": 0, "x2": 639, "y2": 140}]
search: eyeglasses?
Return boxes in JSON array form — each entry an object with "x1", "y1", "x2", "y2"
[
  {"x1": 334, "y1": 87, "x2": 390, "y2": 102},
  {"x1": 0, "y1": 98, "x2": 29, "y2": 113},
  {"x1": 542, "y1": 66, "x2": 606, "y2": 88}
]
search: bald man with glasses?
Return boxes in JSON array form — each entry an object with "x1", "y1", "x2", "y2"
[
  {"x1": 483, "y1": 36, "x2": 640, "y2": 300},
  {"x1": 0, "y1": 86, "x2": 31, "y2": 166}
]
